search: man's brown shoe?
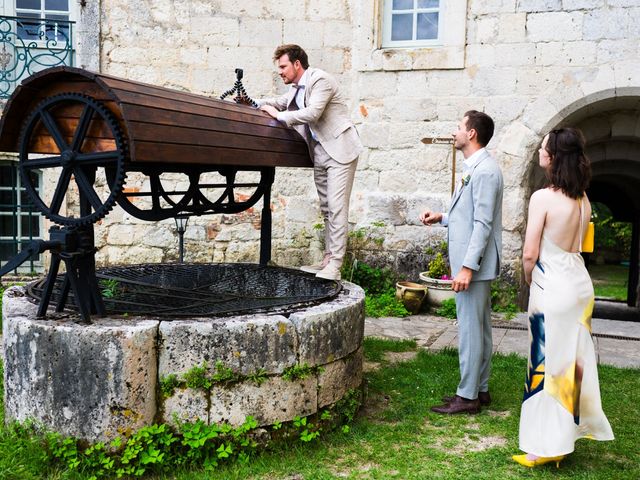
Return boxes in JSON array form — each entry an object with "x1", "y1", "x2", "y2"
[
  {"x1": 431, "y1": 395, "x2": 481, "y2": 414},
  {"x1": 441, "y1": 391, "x2": 491, "y2": 406}
]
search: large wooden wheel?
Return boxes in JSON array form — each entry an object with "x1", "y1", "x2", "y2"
[{"x1": 18, "y1": 93, "x2": 127, "y2": 226}]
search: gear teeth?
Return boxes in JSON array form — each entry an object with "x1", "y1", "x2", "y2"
[{"x1": 18, "y1": 92, "x2": 127, "y2": 227}]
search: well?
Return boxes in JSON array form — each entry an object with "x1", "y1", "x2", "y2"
[{"x1": 2, "y1": 265, "x2": 365, "y2": 443}]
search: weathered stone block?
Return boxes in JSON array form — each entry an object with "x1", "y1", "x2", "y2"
[
  {"x1": 583, "y1": 8, "x2": 629, "y2": 40},
  {"x1": 162, "y1": 388, "x2": 209, "y2": 428},
  {"x1": 158, "y1": 315, "x2": 297, "y2": 377},
  {"x1": 358, "y1": 72, "x2": 398, "y2": 99},
  {"x1": 527, "y1": 12, "x2": 583, "y2": 42},
  {"x1": 365, "y1": 194, "x2": 408, "y2": 226},
  {"x1": 2, "y1": 292, "x2": 158, "y2": 443},
  {"x1": 516, "y1": 0, "x2": 561, "y2": 12},
  {"x1": 318, "y1": 348, "x2": 364, "y2": 408},
  {"x1": 289, "y1": 282, "x2": 364, "y2": 366},
  {"x1": 209, "y1": 376, "x2": 317, "y2": 426}
]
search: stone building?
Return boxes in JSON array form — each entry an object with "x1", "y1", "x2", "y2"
[{"x1": 1, "y1": 0, "x2": 639, "y2": 307}]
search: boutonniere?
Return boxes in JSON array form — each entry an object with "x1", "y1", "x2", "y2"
[{"x1": 461, "y1": 171, "x2": 471, "y2": 187}]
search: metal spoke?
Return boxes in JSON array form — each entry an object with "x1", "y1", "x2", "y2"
[
  {"x1": 71, "y1": 104, "x2": 94, "y2": 152},
  {"x1": 49, "y1": 168, "x2": 73, "y2": 215},
  {"x1": 76, "y1": 150, "x2": 120, "y2": 165},
  {"x1": 73, "y1": 167, "x2": 103, "y2": 211},
  {"x1": 22, "y1": 155, "x2": 63, "y2": 169},
  {"x1": 40, "y1": 109, "x2": 69, "y2": 151},
  {"x1": 150, "y1": 174, "x2": 162, "y2": 210}
]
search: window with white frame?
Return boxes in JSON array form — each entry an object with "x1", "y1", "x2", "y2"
[
  {"x1": 15, "y1": 0, "x2": 71, "y2": 41},
  {"x1": 0, "y1": 161, "x2": 44, "y2": 273},
  {"x1": 382, "y1": 0, "x2": 441, "y2": 48}
]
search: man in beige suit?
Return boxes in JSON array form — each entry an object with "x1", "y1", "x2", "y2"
[{"x1": 259, "y1": 44, "x2": 363, "y2": 280}]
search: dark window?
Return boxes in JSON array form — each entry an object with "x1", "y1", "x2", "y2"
[{"x1": 0, "y1": 160, "x2": 43, "y2": 273}]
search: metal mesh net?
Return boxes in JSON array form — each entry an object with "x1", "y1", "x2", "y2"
[{"x1": 26, "y1": 263, "x2": 342, "y2": 318}]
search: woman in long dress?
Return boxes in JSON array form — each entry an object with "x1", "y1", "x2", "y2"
[{"x1": 513, "y1": 127, "x2": 614, "y2": 467}]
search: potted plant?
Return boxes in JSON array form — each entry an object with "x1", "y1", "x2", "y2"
[{"x1": 419, "y1": 242, "x2": 456, "y2": 306}]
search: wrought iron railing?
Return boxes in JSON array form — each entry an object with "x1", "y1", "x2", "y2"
[{"x1": 0, "y1": 15, "x2": 74, "y2": 99}]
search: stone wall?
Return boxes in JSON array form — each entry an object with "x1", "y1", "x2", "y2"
[{"x1": 79, "y1": 0, "x2": 640, "y2": 281}]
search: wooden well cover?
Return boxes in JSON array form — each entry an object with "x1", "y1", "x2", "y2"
[{"x1": 0, "y1": 66, "x2": 311, "y2": 168}]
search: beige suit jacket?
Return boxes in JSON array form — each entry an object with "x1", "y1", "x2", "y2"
[{"x1": 260, "y1": 68, "x2": 363, "y2": 164}]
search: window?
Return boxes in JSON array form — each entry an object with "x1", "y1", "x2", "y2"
[
  {"x1": 352, "y1": 0, "x2": 466, "y2": 70},
  {"x1": 0, "y1": 0, "x2": 75, "y2": 99},
  {"x1": 383, "y1": 0, "x2": 441, "y2": 48},
  {"x1": 15, "y1": 0, "x2": 70, "y2": 42},
  {"x1": 0, "y1": 161, "x2": 44, "y2": 274}
]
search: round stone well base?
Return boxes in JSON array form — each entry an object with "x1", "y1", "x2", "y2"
[{"x1": 2, "y1": 282, "x2": 364, "y2": 443}]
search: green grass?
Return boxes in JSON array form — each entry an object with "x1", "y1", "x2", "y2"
[
  {"x1": 589, "y1": 264, "x2": 629, "y2": 301},
  {"x1": 0, "y1": 340, "x2": 638, "y2": 479}
]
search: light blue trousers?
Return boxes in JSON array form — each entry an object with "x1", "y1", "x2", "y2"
[{"x1": 455, "y1": 280, "x2": 493, "y2": 400}]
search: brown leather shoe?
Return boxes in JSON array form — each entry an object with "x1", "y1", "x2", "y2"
[
  {"x1": 431, "y1": 395, "x2": 481, "y2": 414},
  {"x1": 441, "y1": 391, "x2": 491, "y2": 406}
]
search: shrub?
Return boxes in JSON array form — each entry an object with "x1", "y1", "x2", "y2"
[
  {"x1": 435, "y1": 298, "x2": 457, "y2": 319},
  {"x1": 365, "y1": 291, "x2": 410, "y2": 318}
]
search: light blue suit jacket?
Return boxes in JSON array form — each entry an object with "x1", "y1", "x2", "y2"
[{"x1": 447, "y1": 150, "x2": 503, "y2": 282}]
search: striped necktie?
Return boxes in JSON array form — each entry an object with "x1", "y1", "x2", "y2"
[{"x1": 288, "y1": 85, "x2": 303, "y2": 111}]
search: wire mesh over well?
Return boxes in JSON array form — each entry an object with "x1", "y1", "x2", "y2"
[{"x1": 27, "y1": 263, "x2": 342, "y2": 318}]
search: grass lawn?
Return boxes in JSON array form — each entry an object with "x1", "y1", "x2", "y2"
[
  {"x1": 589, "y1": 264, "x2": 629, "y2": 301},
  {"x1": 1, "y1": 337, "x2": 638, "y2": 479}
]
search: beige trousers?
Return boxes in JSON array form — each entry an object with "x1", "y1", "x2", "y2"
[{"x1": 310, "y1": 139, "x2": 358, "y2": 266}]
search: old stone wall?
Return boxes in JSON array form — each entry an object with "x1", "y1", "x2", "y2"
[{"x1": 87, "y1": 0, "x2": 640, "y2": 282}]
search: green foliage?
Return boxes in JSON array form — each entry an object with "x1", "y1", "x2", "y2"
[
  {"x1": 592, "y1": 202, "x2": 632, "y2": 255},
  {"x1": 160, "y1": 374, "x2": 180, "y2": 398},
  {"x1": 37, "y1": 388, "x2": 363, "y2": 480},
  {"x1": 293, "y1": 416, "x2": 320, "y2": 442},
  {"x1": 246, "y1": 368, "x2": 268, "y2": 386},
  {"x1": 211, "y1": 360, "x2": 238, "y2": 384},
  {"x1": 427, "y1": 252, "x2": 449, "y2": 279},
  {"x1": 343, "y1": 260, "x2": 397, "y2": 295},
  {"x1": 282, "y1": 363, "x2": 323, "y2": 382},
  {"x1": 347, "y1": 223, "x2": 386, "y2": 252},
  {"x1": 424, "y1": 241, "x2": 450, "y2": 279},
  {"x1": 590, "y1": 264, "x2": 628, "y2": 301},
  {"x1": 99, "y1": 279, "x2": 120, "y2": 299},
  {"x1": 183, "y1": 362, "x2": 213, "y2": 390},
  {"x1": 365, "y1": 291, "x2": 410, "y2": 318},
  {"x1": 435, "y1": 298, "x2": 457, "y2": 319},
  {"x1": 490, "y1": 279, "x2": 519, "y2": 319}
]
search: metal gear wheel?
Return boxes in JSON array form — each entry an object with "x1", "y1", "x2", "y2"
[{"x1": 18, "y1": 92, "x2": 127, "y2": 226}]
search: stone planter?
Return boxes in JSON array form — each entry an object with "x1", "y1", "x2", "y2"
[{"x1": 418, "y1": 272, "x2": 456, "y2": 306}]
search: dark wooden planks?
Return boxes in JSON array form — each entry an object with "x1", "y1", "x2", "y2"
[
  {"x1": 133, "y1": 141, "x2": 310, "y2": 168},
  {"x1": 122, "y1": 104, "x2": 298, "y2": 142},
  {"x1": 0, "y1": 66, "x2": 312, "y2": 169}
]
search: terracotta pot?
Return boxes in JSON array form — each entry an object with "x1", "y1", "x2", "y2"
[
  {"x1": 418, "y1": 272, "x2": 456, "y2": 306},
  {"x1": 395, "y1": 281, "x2": 428, "y2": 314}
]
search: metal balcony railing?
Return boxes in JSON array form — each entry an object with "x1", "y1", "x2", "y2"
[{"x1": 0, "y1": 15, "x2": 74, "y2": 99}]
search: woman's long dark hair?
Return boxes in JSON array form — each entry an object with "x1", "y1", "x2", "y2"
[{"x1": 545, "y1": 127, "x2": 591, "y2": 199}]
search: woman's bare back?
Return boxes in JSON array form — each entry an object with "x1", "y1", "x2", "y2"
[{"x1": 540, "y1": 188, "x2": 591, "y2": 252}]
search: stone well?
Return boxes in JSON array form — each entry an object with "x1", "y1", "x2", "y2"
[{"x1": 2, "y1": 281, "x2": 364, "y2": 443}]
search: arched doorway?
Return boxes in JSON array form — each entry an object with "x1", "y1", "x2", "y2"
[
  {"x1": 521, "y1": 95, "x2": 640, "y2": 315},
  {"x1": 565, "y1": 99, "x2": 640, "y2": 309}
]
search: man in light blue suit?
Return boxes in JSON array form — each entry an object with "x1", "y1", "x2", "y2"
[{"x1": 420, "y1": 110, "x2": 503, "y2": 414}]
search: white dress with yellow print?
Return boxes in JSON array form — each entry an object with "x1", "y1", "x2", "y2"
[{"x1": 518, "y1": 234, "x2": 614, "y2": 457}]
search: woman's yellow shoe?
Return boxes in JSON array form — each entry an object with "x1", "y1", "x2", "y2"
[{"x1": 512, "y1": 454, "x2": 565, "y2": 468}]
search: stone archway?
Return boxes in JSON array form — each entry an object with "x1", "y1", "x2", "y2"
[{"x1": 499, "y1": 88, "x2": 640, "y2": 312}]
